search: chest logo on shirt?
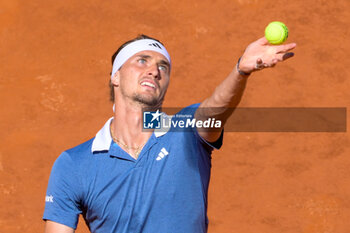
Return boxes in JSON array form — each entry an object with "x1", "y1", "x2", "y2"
[{"x1": 156, "y1": 148, "x2": 169, "y2": 161}]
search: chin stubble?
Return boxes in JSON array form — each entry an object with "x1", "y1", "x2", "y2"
[{"x1": 132, "y1": 93, "x2": 163, "y2": 107}]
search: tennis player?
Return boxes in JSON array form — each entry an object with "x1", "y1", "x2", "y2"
[{"x1": 43, "y1": 34, "x2": 296, "y2": 233}]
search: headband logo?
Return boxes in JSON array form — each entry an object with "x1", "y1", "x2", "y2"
[{"x1": 149, "y1": 43, "x2": 162, "y2": 49}]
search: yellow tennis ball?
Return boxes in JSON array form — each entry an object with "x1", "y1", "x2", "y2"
[{"x1": 265, "y1": 21, "x2": 289, "y2": 45}]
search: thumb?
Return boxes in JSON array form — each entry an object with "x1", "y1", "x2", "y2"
[{"x1": 257, "y1": 36, "x2": 269, "y2": 45}]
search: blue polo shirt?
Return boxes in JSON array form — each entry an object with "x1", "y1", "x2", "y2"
[{"x1": 43, "y1": 104, "x2": 222, "y2": 233}]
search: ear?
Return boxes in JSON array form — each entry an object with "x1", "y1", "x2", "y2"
[{"x1": 111, "y1": 71, "x2": 120, "y2": 87}]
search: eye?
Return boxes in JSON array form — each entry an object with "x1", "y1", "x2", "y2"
[
  {"x1": 158, "y1": 65, "x2": 168, "y2": 72},
  {"x1": 138, "y1": 58, "x2": 147, "y2": 64}
]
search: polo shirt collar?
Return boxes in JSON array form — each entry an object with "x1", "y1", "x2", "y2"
[
  {"x1": 91, "y1": 117, "x2": 113, "y2": 153},
  {"x1": 91, "y1": 116, "x2": 169, "y2": 153}
]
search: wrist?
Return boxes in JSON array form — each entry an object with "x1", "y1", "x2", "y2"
[{"x1": 236, "y1": 57, "x2": 251, "y2": 76}]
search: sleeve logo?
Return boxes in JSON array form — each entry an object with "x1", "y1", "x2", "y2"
[{"x1": 45, "y1": 195, "x2": 54, "y2": 203}]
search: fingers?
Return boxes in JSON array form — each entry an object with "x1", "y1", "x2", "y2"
[
  {"x1": 282, "y1": 52, "x2": 294, "y2": 60},
  {"x1": 255, "y1": 58, "x2": 274, "y2": 69},
  {"x1": 276, "y1": 42, "x2": 297, "y2": 53},
  {"x1": 274, "y1": 52, "x2": 294, "y2": 62},
  {"x1": 254, "y1": 55, "x2": 288, "y2": 70},
  {"x1": 249, "y1": 40, "x2": 296, "y2": 72},
  {"x1": 255, "y1": 62, "x2": 273, "y2": 70},
  {"x1": 257, "y1": 37, "x2": 269, "y2": 45},
  {"x1": 270, "y1": 58, "x2": 278, "y2": 67},
  {"x1": 255, "y1": 58, "x2": 264, "y2": 69}
]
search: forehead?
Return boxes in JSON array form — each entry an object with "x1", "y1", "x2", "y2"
[{"x1": 129, "y1": 50, "x2": 170, "y2": 64}]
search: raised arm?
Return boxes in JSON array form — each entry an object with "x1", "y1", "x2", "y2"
[
  {"x1": 195, "y1": 37, "x2": 296, "y2": 142},
  {"x1": 44, "y1": 221, "x2": 75, "y2": 233}
]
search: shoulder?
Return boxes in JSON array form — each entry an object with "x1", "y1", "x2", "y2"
[
  {"x1": 48, "y1": 139, "x2": 96, "y2": 190},
  {"x1": 176, "y1": 103, "x2": 200, "y2": 115},
  {"x1": 53, "y1": 137, "x2": 95, "y2": 170},
  {"x1": 64, "y1": 138, "x2": 95, "y2": 159}
]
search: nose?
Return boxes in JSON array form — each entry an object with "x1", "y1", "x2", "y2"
[{"x1": 147, "y1": 64, "x2": 160, "y2": 79}]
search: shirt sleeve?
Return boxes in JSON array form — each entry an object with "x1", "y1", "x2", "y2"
[
  {"x1": 43, "y1": 151, "x2": 82, "y2": 229},
  {"x1": 178, "y1": 103, "x2": 224, "y2": 150},
  {"x1": 194, "y1": 127, "x2": 223, "y2": 150}
]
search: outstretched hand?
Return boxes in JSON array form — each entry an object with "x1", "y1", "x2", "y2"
[{"x1": 238, "y1": 37, "x2": 297, "y2": 74}]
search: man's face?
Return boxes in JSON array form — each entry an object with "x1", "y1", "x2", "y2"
[{"x1": 116, "y1": 50, "x2": 170, "y2": 107}]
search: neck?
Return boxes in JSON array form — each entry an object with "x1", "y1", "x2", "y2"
[{"x1": 111, "y1": 98, "x2": 159, "y2": 155}]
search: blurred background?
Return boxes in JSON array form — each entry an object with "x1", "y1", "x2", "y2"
[{"x1": 0, "y1": 0, "x2": 349, "y2": 232}]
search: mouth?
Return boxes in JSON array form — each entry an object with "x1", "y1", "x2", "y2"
[{"x1": 140, "y1": 79, "x2": 158, "y2": 90}]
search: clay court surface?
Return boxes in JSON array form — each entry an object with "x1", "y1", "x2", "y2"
[{"x1": 0, "y1": 0, "x2": 349, "y2": 232}]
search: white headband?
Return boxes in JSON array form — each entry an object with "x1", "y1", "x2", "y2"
[{"x1": 111, "y1": 39, "x2": 171, "y2": 80}]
